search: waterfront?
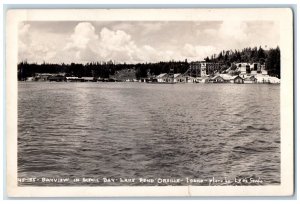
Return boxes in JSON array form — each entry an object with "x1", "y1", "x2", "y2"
[{"x1": 18, "y1": 82, "x2": 280, "y2": 186}]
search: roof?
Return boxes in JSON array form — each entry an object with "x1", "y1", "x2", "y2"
[
  {"x1": 174, "y1": 73, "x2": 181, "y2": 78},
  {"x1": 255, "y1": 75, "x2": 280, "y2": 83},
  {"x1": 244, "y1": 76, "x2": 256, "y2": 81},
  {"x1": 82, "y1": 77, "x2": 94, "y2": 80},
  {"x1": 219, "y1": 74, "x2": 232, "y2": 80},
  {"x1": 236, "y1": 62, "x2": 250, "y2": 66},
  {"x1": 48, "y1": 75, "x2": 65, "y2": 78},
  {"x1": 269, "y1": 77, "x2": 280, "y2": 82},
  {"x1": 230, "y1": 75, "x2": 243, "y2": 80},
  {"x1": 211, "y1": 75, "x2": 223, "y2": 80},
  {"x1": 255, "y1": 74, "x2": 269, "y2": 78},
  {"x1": 36, "y1": 73, "x2": 53, "y2": 76},
  {"x1": 156, "y1": 73, "x2": 168, "y2": 78},
  {"x1": 241, "y1": 74, "x2": 254, "y2": 78}
]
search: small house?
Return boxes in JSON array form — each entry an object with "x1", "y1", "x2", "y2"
[
  {"x1": 230, "y1": 75, "x2": 244, "y2": 84},
  {"x1": 201, "y1": 78, "x2": 210, "y2": 83},
  {"x1": 66, "y1": 77, "x2": 81, "y2": 82},
  {"x1": 185, "y1": 77, "x2": 198, "y2": 83},
  {"x1": 244, "y1": 75, "x2": 257, "y2": 84},
  {"x1": 268, "y1": 77, "x2": 280, "y2": 84},
  {"x1": 174, "y1": 73, "x2": 186, "y2": 83},
  {"x1": 48, "y1": 75, "x2": 65, "y2": 82},
  {"x1": 219, "y1": 74, "x2": 232, "y2": 83},
  {"x1": 140, "y1": 78, "x2": 150, "y2": 83},
  {"x1": 255, "y1": 75, "x2": 280, "y2": 84},
  {"x1": 210, "y1": 75, "x2": 224, "y2": 83},
  {"x1": 82, "y1": 77, "x2": 95, "y2": 82},
  {"x1": 156, "y1": 73, "x2": 168, "y2": 83},
  {"x1": 35, "y1": 73, "x2": 53, "y2": 81},
  {"x1": 255, "y1": 75, "x2": 268, "y2": 83}
]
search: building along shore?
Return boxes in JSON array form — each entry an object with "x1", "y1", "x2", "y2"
[{"x1": 22, "y1": 61, "x2": 280, "y2": 84}]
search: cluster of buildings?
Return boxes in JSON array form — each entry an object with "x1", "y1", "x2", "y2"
[
  {"x1": 26, "y1": 61, "x2": 280, "y2": 84},
  {"x1": 29, "y1": 73, "x2": 111, "y2": 82},
  {"x1": 141, "y1": 61, "x2": 280, "y2": 84}
]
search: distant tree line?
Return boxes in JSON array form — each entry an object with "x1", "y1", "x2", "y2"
[
  {"x1": 18, "y1": 46, "x2": 281, "y2": 80},
  {"x1": 18, "y1": 60, "x2": 190, "y2": 81}
]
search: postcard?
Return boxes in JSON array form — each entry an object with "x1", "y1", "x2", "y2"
[{"x1": 6, "y1": 8, "x2": 294, "y2": 197}]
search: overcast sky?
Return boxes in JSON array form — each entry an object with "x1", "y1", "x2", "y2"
[{"x1": 18, "y1": 21, "x2": 280, "y2": 64}]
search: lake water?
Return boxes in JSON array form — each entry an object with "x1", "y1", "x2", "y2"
[{"x1": 18, "y1": 82, "x2": 280, "y2": 186}]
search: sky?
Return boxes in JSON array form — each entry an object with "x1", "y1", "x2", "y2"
[{"x1": 18, "y1": 21, "x2": 280, "y2": 64}]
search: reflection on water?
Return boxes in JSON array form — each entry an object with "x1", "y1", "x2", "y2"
[{"x1": 18, "y1": 82, "x2": 280, "y2": 186}]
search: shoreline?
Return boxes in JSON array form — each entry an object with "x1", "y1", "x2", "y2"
[{"x1": 17, "y1": 81, "x2": 280, "y2": 85}]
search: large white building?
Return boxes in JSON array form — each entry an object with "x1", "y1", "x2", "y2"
[
  {"x1": 200, "y1": 61, "x2": 207, "y2": 77},
  {"x1": 235, "y1": 62, "x2": 261, "y2": 75}
]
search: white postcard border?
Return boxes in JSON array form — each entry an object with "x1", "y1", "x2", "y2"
[{"x1": 6, "y1": 8, "x2": 294, "y2": 197}]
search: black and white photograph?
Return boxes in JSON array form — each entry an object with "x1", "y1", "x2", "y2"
[{"x1": 6, "y1": 8, "x2": 294, "y2": 197}]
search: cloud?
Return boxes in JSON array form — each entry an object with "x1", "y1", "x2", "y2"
[
  {"x1": 211, "y1": 20, "x2": 279, "y2": 50},
  {"x1": 18, "y1": 23, "x2": 31, "y2": 60},
  {"x1": 18, "y1": 22, "x2": 64, "y2": 63},
  {"x1": 219, "y1": 21, "x2": 248, "y2": 42},
  {"x1": 98, "y1": 27, "x2": 139, "y2": 62},
  {"x1": 64, "y1": 23, "x2": 141, "y2": 63},
  {"x1": 64, "y1": 23, "x2": 174, "y2": 63},
  {"x1": 137, "y1": 45, "x2": 174, "y2": 62},
  {"x1": 99, "y1": 28, "x2": 132, "y2": 49},
  {"x1": 18, "y1": 21, "x2": 280, "y2": 64},
  {"x1": 65, "y1": 22, "x2": 98, "y2": 50},
  {"x1": 63, "y1": 22, "x2": 102, "y2": 62},
  {"x1": 182, "y1": 44, "x2": 217, "y2": 61}
]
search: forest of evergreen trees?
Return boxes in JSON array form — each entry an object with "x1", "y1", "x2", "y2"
[
  {"x1": 204, "y1": 46, "x2": 280, "y2": 78},
  {"x1": 18, "y1": 46, "x2": 281, "y2": 80}
]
